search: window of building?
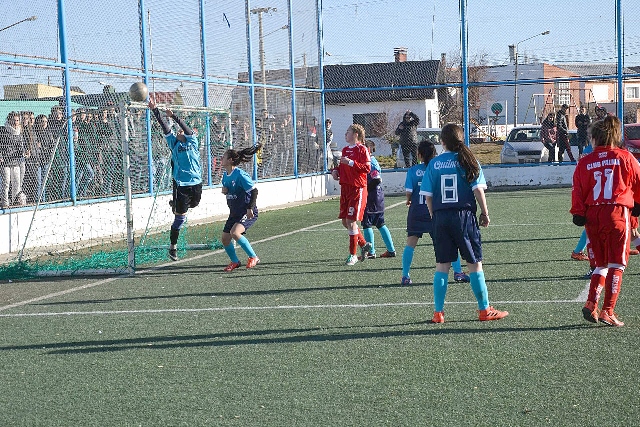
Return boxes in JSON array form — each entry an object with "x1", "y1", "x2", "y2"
[
  {"x1": 352, "y1": 113, "x2": 387, "y2": 138},
  {"x1": 625, "y1": 86, "x2": 640, "y2": 100},
  {"x1": 555, "y1": 82, "x2": 571, "y2": 105}
]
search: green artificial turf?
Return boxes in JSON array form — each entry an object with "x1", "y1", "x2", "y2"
[{"x1": 1, "y1": 188, "x2": 639, "y2": 426}]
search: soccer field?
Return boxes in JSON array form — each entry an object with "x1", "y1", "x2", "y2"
[{"x1": 0, "y1": 187, "x2": 639, "y2": 426}]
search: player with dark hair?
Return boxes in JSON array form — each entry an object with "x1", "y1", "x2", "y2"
[
  {"x1": 360, "y1": 139, "x2": 396, "y2": 260},
  {"x1": 220, "y1": 144, "x2": 263, "y2": 272},
  {"x1": 401, "y1": 139, "x2": 470, "y2": 285},
  {"x1": 148, "y1": 99, "x2": 202, "y2": 261},
  {"x1": 420, "y1": 123, "x2": 508, "y2": 323},
  {"x1": 571, "y1": 115, "x2": 640, "y2": 326},
  {"x1": 331, "y1": 124, "x2": 371, "y2": 265}
]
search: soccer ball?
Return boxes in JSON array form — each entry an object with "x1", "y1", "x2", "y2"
[{"x1": 129, "y1": 82, "x2": 149, "y2": 102}]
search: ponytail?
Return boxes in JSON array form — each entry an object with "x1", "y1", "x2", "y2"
[
  {"x1": 440, "y1": 123, "x2": 479, "y2": 183},
  {"x1": 225, "y1": 143, "x2": 263, "y2": 166}
]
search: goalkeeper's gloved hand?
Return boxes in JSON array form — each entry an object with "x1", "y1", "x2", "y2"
[{"x1": 572, "y1": 214, "x2": 586, "y2": 226}]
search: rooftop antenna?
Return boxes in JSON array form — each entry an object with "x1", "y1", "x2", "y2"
[{"x1": 431, "y1": 4, "x2": 435, "y2": 60}]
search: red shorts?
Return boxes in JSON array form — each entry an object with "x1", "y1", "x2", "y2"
[
  {"x1": 585, "y1": 204, "x2": 631, "y2": 267},
  {"x1": 339, "y1": 185, "x2": 367, "y2": 221}
]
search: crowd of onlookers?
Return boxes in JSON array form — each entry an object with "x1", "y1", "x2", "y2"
[{"x1": 0, "y1": 105, "x2": 330, "y2": 210}]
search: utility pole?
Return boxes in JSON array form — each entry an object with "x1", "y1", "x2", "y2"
[{"x1": 251, "y1": 7, "x2": 276, "y2": 113}]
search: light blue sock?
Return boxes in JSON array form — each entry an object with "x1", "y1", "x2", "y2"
[
  {"x1": 433, "y1": 271, "x2": 449, "y2": 312},
  {"x1": 237, "y1": 236, "x2": 257, "y2": 258},
  {"x1": 574, "y1": 229, "x2": 587, "y2": 253},
  {"x1": 452, "y1": 254, "x2": 463, "y2": 274},
  {"x1": 469, "y1": 271, "x2": 489, "y2": 310},
  {"x1": 378, "y1": 225, "x2": 395, "y2": 253},
  {"x1": 363, "y1": 227, "x2": 375, "y2": 253},
  {"x1": 402, "y1": 246, "x2": 414, "y2": 277},
  {"x1": 224, "y1": 243, "x2": 239, "y2": 263}
]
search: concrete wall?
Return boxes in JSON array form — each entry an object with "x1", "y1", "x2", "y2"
[
  {"x1": 1, "y1": 163, "x2": 574, "y2": 257},
  {"x1": 0, "y1": 175, "x2": 329, "y2": 256}
]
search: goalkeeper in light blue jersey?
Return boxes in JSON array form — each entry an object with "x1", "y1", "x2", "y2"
[
  {"x1": 149, "y1": 99, "x2": 202, "y2": 261},
  {"x1": 419, "y1": 123, "x2": 508, "y2": 324}
]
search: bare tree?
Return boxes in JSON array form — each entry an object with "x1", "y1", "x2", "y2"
[{"x1": 438, "y1": 51, "x2": 491, "y2": 126}]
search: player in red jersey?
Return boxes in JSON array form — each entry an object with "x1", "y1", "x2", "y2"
[
  {"x1": 571, "y1": 115, "x2": 640, "y2": 326},
  {"x1": 331, "y1": 124, "x2": 372, "y2": 265}
]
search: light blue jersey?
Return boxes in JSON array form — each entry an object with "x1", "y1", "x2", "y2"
[
  {"x1": 166, "y1": 133, "x2": 202, "y2": 186},
  {"x1": 419, "y1": 151, "x2": 486, "y2": 213},
  {"x1": 222, "y1": 167, "x2": 255, "y2": 216}
]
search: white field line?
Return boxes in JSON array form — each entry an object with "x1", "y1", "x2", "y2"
[
  {"x1": 0, "y1": 199, "x2": 586, "y2": 315},
  {"x1": 0, "y1": 299, "x2": 583, "y2": 318}
]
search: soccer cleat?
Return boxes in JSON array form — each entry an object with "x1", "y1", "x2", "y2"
[
  {"x1": 584, "y1": 267, "x2": 595, "y2": 279},
  {"x1": 478, "y1": 306, "x2": 509, "y2": 321},
  {"x1": 599, "y1": 309, "x2": 624, "y2": 327},
  {"x1": 630, "y1": 249, "x2": 640, "y2": 255},
  {"x1": 401, "y1": 276, "x2": 412, "y2": 286},
  {"x1": 168, "y1": 248, "x2": 178, "y2": 261},
  {"x1": 223, "y1": 261, "x2": 241, "y2": 272},
  {"x1": 431, "y1": 311, "x2": 445, "y2": 323},
  {"x1": 582, "y1": 301, "x2": 599, "y2": 323},
  {"x1": 454, "y1": 272, "x2": 470, "y2": 283},
  {"x1": 345, "y1": 254, "x2": 358, "y2": 266},
  {"x1": 246, "y1": 257, "x2": 260, "y2": 269},
  {"x1": 571, "y1": 251, "x2": 589, "y2": 261},
  {"x1": 379, "y1": 251, "x2": 396, "y2": 258},
  {"x1": 359, "y1": 252, "x2": 376, "y2": 261},
  {"x1": 360, "y1": 242, "x2": 372, "y2": 261}
]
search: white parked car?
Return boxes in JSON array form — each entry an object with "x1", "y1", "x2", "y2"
[{"x1": 500, "y1": 126, "x2": 548, "y2": 164}]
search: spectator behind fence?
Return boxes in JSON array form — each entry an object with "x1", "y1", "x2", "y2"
[
  {"x1": 21, "y1": 111, "x2": 37, "y2": 203},
  {"x1": 556, "y1": 104, "x2": 575, "y2": 162},
  {"x1": 33, "y1": 114, "x2": 55, "y2": 202},
  {"x1": 575, "y1": 106, "x2": 591, "y2": 157},
  {"x1": 540, "y1": 112, "x2": 556, "y2": 163},
  {"x1": 395, "y1": 110, "x2": 420, "y2": 168},
  {"x1": 0, "y1": 111, "x2": 27, "y2": 207}
]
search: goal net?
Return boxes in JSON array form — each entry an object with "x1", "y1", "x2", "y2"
[{"x1": 0, "y1": 102, "x2": 228, "y2": 279}]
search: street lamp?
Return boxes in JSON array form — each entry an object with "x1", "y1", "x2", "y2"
[
  {"x1": 0, "y1": 16, "x2": 36, "y2": 33},
  {"x1": 510, "y1": 30, "x2": 549, "y2": 126}
]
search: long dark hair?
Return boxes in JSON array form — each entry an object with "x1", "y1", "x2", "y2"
[
  {"x1": 225, "y1": 143, "x2": 263, "y2": 166},
  {"x1": 418, "y1": 138, "x2": 437, "y2": 165},
  {"x1": 440, "y1": 123, "x2": 479, "y2": 183}
]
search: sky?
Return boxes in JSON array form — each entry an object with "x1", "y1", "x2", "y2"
[{"x1": 0, "y1": 0, "x2": 637, "y2": 97}]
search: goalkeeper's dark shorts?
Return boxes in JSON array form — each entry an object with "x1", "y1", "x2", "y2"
[{"x1": 172, "y1": 181, "x2": 202, "y2": 214}]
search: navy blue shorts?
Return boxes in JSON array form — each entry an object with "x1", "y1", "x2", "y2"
[
  {"x1": 432, "y1": 209, "x2": 483, "y2": 264},
  {"x1": 172, "y1": 181, "x2": 202, "y2": 214},
  {"x1": 223, "y1": 207, "x2": 259, "y2": 233},
  {"x1": 362, "y1": 211, "x2": 385, "y2": 229}
]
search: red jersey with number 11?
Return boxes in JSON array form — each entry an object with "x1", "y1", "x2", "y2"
[{"x1": 571, "y1": 146, "x2": 640, "y2": 216}]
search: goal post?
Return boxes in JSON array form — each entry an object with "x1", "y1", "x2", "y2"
[{"x1": 0, "y1": 102, "x2": 227, "y2": 280}]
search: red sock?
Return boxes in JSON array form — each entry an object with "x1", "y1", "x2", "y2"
[
  {"x1": 602, "y1": 268, "x2": 623, "y2": 312},
  {"x1": 349, "y1": 234, "x2": 358, "y2": 255},
  {"x1": 587, "y1": 272, "x2": 606, "y2": 303},
  {"x1": 357, "y1": 231, "x2": 366, "y2": 247}
]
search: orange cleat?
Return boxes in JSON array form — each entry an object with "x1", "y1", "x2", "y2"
[
  {"x1": 582, "y1": 301, "x2": 599, "y2": 323},
  {"x1": 223, "y1": 261, "x2": 241, "y2": 272},
  {"x1": 431, "y1": 311, "x2": 444, "y2": 324},
  {"x1": 599, "y1": 309, "x2": 624, "y2": 327},
  {"x1": 246, "y1": 257, "x2": 260, "y2": 269},
  {"x1": 478, "y1": 306, "x2": 509, "y2": 321},
  {"x1": 571, "y1": 251, "x2": 589, "y2": 261},
  {"x1": 630, "y1": 249, "x2": 640, "y2": 256}
]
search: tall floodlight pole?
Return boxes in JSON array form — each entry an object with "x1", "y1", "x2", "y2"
[
  {"x1": 510, "y1": 30, "x2": 550, "y2": 126},
  {"x1": 251, "y1": 7, "x2": 276, "y2": 113}
]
